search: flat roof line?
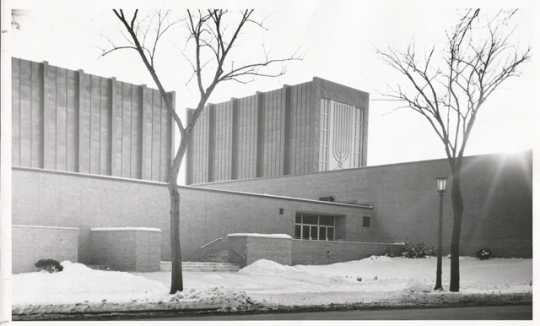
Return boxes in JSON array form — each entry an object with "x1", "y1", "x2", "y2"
[
  {"x1": 181, "y1": 185, "x2": 375, "y2": 209},
  {"x1": 194, "y1": 150, "x2": 532, "y2": 187},
  {"x1": 12, "y1": 166, "x2": 374, "y2": 210}
]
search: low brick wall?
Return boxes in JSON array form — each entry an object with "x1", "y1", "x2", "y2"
[
  {"x1": 292, "y1": 239, "x2": 404, "y2": 265},
  {"x1": 227, "y1": 234, "x2": 292, "y2": 266},
  {"x1": 12, "y1": 225, "x2": 79, "y2": 273},
  {"x1": 90, "y1": 227, "x2": 161, "y2": 272}
]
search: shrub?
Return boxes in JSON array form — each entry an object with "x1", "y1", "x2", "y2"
[
  {"x1": 476, "y1": 248, "x2": 493, "y2": 260},
  {"x1": 34, "y1": 259, "x2": 63, "y2": 273},
  {"x1": 401, "y1": 242, "x2": 433, "y2": 258}
]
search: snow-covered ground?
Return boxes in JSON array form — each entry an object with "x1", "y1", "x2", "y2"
[{"x1": 12, "y1": 256, "x2": 532, "y2": 315}]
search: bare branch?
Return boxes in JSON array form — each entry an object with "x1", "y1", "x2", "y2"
[{"x1": 377, "y1": 8, "x2": 530, "y2": 161}]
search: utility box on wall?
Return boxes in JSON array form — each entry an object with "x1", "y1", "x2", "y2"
[{"x1": 90, "y1": 227, "x2": 161, "y2": 272}]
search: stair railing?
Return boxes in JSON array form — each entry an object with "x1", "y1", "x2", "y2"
[{"x1": 188, "y1": 236, "x2": 224, "y2": 261}]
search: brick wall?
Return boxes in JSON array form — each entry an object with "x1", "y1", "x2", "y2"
[
  {"x1": 291, "y1": 240, "x2": 403, "y2": 265},
  {"x1": 227, "y1": 234, "x2": 292, "y2": 266},
  {"x1": 201, "y1": 152, "x2": 533, "y2": 257},
  {"x1": 12, "y1": 225, "x2": 79, "y2": 273},
  {"x1": 12, "y1": 167, "x2": 374, "y2": 264}
]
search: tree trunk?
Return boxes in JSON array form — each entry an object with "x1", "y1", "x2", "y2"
[
  {"x1": 449, "y1": 162, "x2": 464, "y2": 292},
  {"x1": 168, "y1": 182, "x2": 183, "y2": 294}
]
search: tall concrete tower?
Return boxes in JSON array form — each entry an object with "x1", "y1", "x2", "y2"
[{"x1": 186, "y1": 77, "x2": 369, "y2": 184}]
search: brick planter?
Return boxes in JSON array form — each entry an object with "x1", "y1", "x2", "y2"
[{"x1": 90, "y1": 227, "x2": 161, "y2": 272}]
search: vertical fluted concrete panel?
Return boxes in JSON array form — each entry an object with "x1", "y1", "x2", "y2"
[
  {"x1": 288, "y1": 82, "x2": 315, "y2": 176},
  {"x1": 88, "y1": 75, "x2": 101, "y2": 174},
  {"x1": 154, "y1": 93, "x2": 163, "y2": 180},
  {"x1": 141, "y1": 86, "x2": 152, "y2": 180},
  {"x1": 43, "y1": 62, "x2": 57, "y2": 169},
  {"x1": 262, "y1": 88, "x2": 286, "y2": 177},
  {"x1": 283, "y1": 85, "x2": 292, "y2": 175},
  {"x1": 207, "y1": 105, "x2": 215, "y2": 182},
  {"x1": 31, "y1": 62, "x2": 42, "y2": 168},
  {"x1": 151, "y1": 90, "x2": 162, "y2": 181},
  {"x1": 66, "y1": 70, "x2": 77, "y2": 172},
  {"x1": 191, "y1": 107, "x2": 210, "y2": 183},
  {"x1": 255, "y1": 92, "x2": 264, "y2": 178},
  {"x1": 361, "y1": 106, "x2": 369, "y2": 166},
  {"x1": 55, "y1": 67, "x2": 67, "y2": 171},
  {"x1": 213, "y1": 102, "x2": 233, "y2": 181},
  {"x1": 11, "y1": 59, "x2": 42, "y2": 167},
  {"x1": 111, "y1": 79, "x2": 122, "y2": 176},
  {"x1": 159, "y1": 93, "x2": 171, "y2": 181},
  {"x1": 289, "y1": 83, "x2": 306, "y2": 175},
  {"x1": 236, "y1": 95, "x2": 257, "y2": 179},
  {"x1": 78, "y1": 71, "x2": 91, "y2": 173},
  {"x1": 7, "y1": 58, "x2": 189, "y2": 182},
  {"x1": 230, "y1": 99, "x2": 239, "y2": 180},
  {"x1": 311, "y1": 79, "x2": 322, "y2": 173},
  {"x1": 131, "y1": 86, "x2": 142, "y2": 179},
  {"x1": 120, "y1": 82, "x2": 133, "y2": 178},
  {"x1": 185, "y1": 109, "x2": 194, "y2": 184},
  {"x1": 98, "y1": 77, "x2": 110, "y2": 175},
  {"x1": 11, "y1": 58, "x2": 20, "y2": 166}
]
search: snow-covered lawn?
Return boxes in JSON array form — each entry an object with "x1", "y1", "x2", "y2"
[
  {"x1": 141, "y1": 256, "x2": 532, "y2": 306},
  {"x1": 12, "y1": 256, "x2": 532, "y2": 315}
]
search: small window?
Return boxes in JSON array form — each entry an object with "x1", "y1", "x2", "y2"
[
  {"x1": 295, "y1": 225, "x2": 301, "y2": 238},
  {"x1": 363, "y1": 216, "x2": 371, "y2": 227}
]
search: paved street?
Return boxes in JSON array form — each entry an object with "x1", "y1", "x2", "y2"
[{"x1": 147, "y1": 305, "x2": 532, "y2": 321}]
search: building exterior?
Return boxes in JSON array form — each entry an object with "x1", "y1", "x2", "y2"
[
  {"x1": 11, "y1": 57, "x2": 173, "y2": 182},
  {"x1": 9, "y1": 58, "x2": 533, "y2": 272},
  {"x1": 186, "y1": 77, "x2": 369, "y2": 184},
  {"x1": 200, "y1": 151, "x2": 532, "y2": 257}
]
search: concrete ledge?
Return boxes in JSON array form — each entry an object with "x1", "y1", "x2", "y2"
[
  {"x1": 12, "y1": 225, "x2": 79, "y2": 273},
  {"x1": 292, "y1": 239, "x2": 404, "y2": 265}
]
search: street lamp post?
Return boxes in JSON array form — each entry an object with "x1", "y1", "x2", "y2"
[{"x1": 434, "y1": 176, "x2": 447, "y2": 291}]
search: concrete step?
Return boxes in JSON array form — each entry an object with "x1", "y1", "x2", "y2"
[{"x1": 160, "y1": 261, "x2": 240, "y2": 272}]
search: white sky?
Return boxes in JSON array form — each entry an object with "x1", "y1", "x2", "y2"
[{"x1": 9, "y1": 0, "x2": 538, "y2": 182}]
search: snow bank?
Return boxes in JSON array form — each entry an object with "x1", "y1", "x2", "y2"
[
  {"x1": 239, "y1": 259, "x2": 299, "y2": 274},
  {"x1": 227, "y1": 233, "x2": 292, "y2": 239},
  {"x1": 170, "y1": 287, "x2": 255, "y2": 312},
  {"x1": 13, "y1": 256, "x2": 532, "y2": 313},
  {"x1": 14, "y1": 261, "x2": 167, "y2": 305},
  {"x1": 13, "y1": 262, "x2": 258, "y2": 315}
]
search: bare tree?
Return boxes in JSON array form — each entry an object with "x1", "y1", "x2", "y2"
[
  {"x1": 378, "y1": 9, "x2": 530, "y2": 292},
  {"x1": 104, "y1": 9, "x2": 299, "y2": 294}
]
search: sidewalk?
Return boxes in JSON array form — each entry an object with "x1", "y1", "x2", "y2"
[{"x1": 13, "y1": 292, "x2": 532, "y2": 321}]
